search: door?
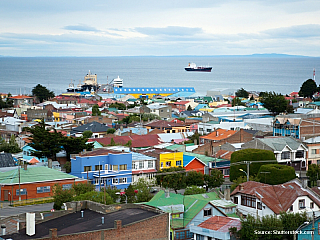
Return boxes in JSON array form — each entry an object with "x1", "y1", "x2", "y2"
[{"x1": 3, "y1": 190, "x2": 9, "y2": 201}]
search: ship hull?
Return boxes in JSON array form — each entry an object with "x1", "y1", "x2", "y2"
[{"x1": 185, "y1": 67, "x2": 212, "y2": 72}]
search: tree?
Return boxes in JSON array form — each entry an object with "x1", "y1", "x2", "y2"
[
  {"x1": 105, "y1": 186, "x2": 120, "y2": 203},
  {"x1": 156, "y1": 167, "x2": 186, "y2": 193},
  {"x1": 307, "y1": 164, "x2": 320, "y2": 187},
  {"x1": 92, "y1": 104, "x2": 101, "y2": 116},
  {"x1": 0, "y1": 135, "x2": 22, "y2": 153},
  {"x1": 122, "y1": 184, "x2": 136, "y2": 203},
  {"x1": 279, "y1": 211, "x2": 309, "y2": 240},
  {"x1": 132, "y1": 178, "x2": 154, "y2": 202},
  {"x1": 232, "y1": 97, "x2": 243, "y2": 107},
  {"x1": 60, "y1": 136, "x2": 94, "y2": 161},
  {"x1": 184, "y1": 185, "x2": 206, "y2": 195},
  {"x1": 230, "y1": 149, "x2": 276, "y2": 181},
  {"x1": 106, "y1": 128, "x2": 116, "y2": 134},
  {"x1": 235, "y1": 88, "x2": 249, "y2": 98},
  {"x1": 204, "y1": 169, "x2": 224, "y2": 189},
  {"x1": 185, "y1": 132, "x2": 200, "y2": 145},
  {"x1": 82, "y1": 130, "x2": 93, "y2": 139},
  {"x1": 74, "y1": 191, "x2": 113, "y2": 205},
  {"x1": 186, "y1": 171, "x2": 204, "y2": 187},
  {"x1": 299, "y1": 79, "x2": 318, "y2": 98},
  {"x1": 109, "y1": 102, "x2": 126, "y2": 110},
  {"x1": 257, "y1": 164, "x2": 296, "y2": 185},
  {"x1": 260, "y1": 91, "x2": 288, "y2": 116},
  {"x1": 187, "y1": 105, "x2": 193, "y2": 111},
  {"x1": 72, "y1": 182, "x2": 95, "y2": 196},
  {"x1": 32, "y1": 84, "x2": 55, "y2": 103},
  {"x1": 53, "y1": 184, "x2": 74, "y2": 210}
]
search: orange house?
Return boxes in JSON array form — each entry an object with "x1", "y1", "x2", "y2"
[{"x1": 184, "y1": 156, "x2": 207, "y2": 174}]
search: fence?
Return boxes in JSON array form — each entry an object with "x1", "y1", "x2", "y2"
[{"x1": 11, "y1": 197, "x2": 54, "y2": 207}]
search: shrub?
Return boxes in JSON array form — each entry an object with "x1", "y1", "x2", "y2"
[{"x1": 257, "y1": 164, "x2": 296, "y2": 185}]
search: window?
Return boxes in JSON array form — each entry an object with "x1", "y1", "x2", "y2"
[
  {"x1": 310, "y1": 202, "x2": 314, "y2": 209},
  {"x1": 207, "y1": 129, "x2": 211, "y2": 133},
  {"x1": 241, "y1": 195, "x2": 256, "y2": 208},
  {"x1": 84, "y1": 166, "x2": 92, "y2": 172},
  {"x1": 37, "y1": 186, "x2": 51, "y2": 193},
  {"x1": 290, "y1": 205, "x2": 293, "y2": 211},
  {"x1": 281, "y1": 151, "x2": 290, "y2": 159},
  {"x1": 312, "y1": 149, "x2": 317, "y2": 154},
  {"x1": 161, "y1": 162, "x2": 164, "y2": 168},
  {"x1": 62, "y1": 184, "x2": 72, "y2": 190},
  {"x1": 176, "y1": 160, "x2": 181, "y2": 166},
  {"x1": 166, "y1": 161, "x2": 171, "y2": 167},
  {"x1": 119, "y1": 178, "x2": 127, "y2": 184},
  {"x1": 95, "y1": 178, "x2": 100, "y2": 185},
  {"x1": 148, "y1": 161, "x2": 153, "y2": 168},
  {"x1": 112, "y1": 165, "x2": 118, "y2": 171},
  {"x1": 204, "y1": 208, "x2": 212, "y2": 216},
  {"x1": 296, "y1": 150, "x2": 304, "y2": 158},
  {"x1": 139, "y1": 162, "x2": 144, "y2": 169},
  {"x1": 172, "y1": 214, "x2": 179, "y2": 218},
  {"x1": 112, "y1": 178, "x2": 118, "y2": 184},
  {"x1": 257, "y1": 202, "x2": 262, "y2": 210},
  {"x1": 196, "y1": 234, "x2": 204, "y2": 240},
  {"x1": 175, "y1": 231, "x2": 185, "y2": 239},
  {"x1": 105, "y1": 164, "x2": 108, "y2": 170},
  {"x1": 186, "y1": 230, "x2": 193, "y2": 239},
  {"x1": 120, "y1": 164, "x2": 127, "y2": 170},
  {"x1": 16, "y1": 189, "x2": 27, "y2": 195},
  {"x1": 234, "y1": 196, "x2": 238, "y2": 204},
  {"x1": 299, "y1": 199, "x2": 305, "y2": 209},
  {"x1": 95, "y1": 165, "x2": 102, "y2": 171},
  {"x1": 224, "y1": 168, "x2": 230, "y2": 176}
]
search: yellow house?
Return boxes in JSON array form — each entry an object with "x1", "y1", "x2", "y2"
[
  {"x1": 159, "y1": 152, "x2": 183, "y2": 169},
  {"x1": 53, "y1": 112, "x2": 61, "y2": 122}
]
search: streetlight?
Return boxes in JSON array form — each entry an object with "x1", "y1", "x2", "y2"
[
  {"x1": 300, "y1": 206, "x2": 315, "y2": 240},
  {"x1": 239, "y1": 169, "x2": 249, "y2": 182},
  {"x1": 116, "y1": 192, "x2": 127, "y2": 204},
  {"x1": 294, "y1": 221, "x2": 310, "y2": 240}
]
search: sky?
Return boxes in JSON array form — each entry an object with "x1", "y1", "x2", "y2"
[{"x1": 1, "y1": 0, "x2": 320, "y2": 57}]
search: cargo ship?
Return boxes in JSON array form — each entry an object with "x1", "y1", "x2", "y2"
[
  {"x1": 67, "y1": 70, "x2": 100, "y2": 93},
  {"x1": 185, "y1": 63, "x2": 212, "y2": 72}
]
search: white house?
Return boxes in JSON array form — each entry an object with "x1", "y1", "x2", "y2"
[{"x1": 230, "y1": 180, "x2": 320, "y2": 218}]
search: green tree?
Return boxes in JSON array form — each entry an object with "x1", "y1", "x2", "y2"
[
  {"x1": 109, "y1": 138, "x2": 116, "y2": 146},
  {"x1": 156, "y1": 167, "x2": 186, "y2": 193},
  {"x1": 204, "y1": 169, "x2": 224, "y2": 189},
  {"x1": 105, "y1": 186, "x2": 120, "y2": 203},
  {"x1": 60, "y1": 136, "x2": 94, "y2": 161},
  {"x1": 187, "y1": 105, "x2": 193, "y2": 111},
  {"x1": 72, "y1": 182, "x2": 95, "y2": 196},
  {"x1": 106, "y1": 128, "x2": 116, "y2": 134},
  {"x1": 260, "y1": 91, "x2": 288, "y2": 116},
  {"x1": 122, "y1": 184, "x2": 136, "y2": 203},
  {"x1": 109, "y1": 102, "x2": 126, "y2": 110},
  {"x1": 307, "y1": 164, "x2": 320, "y2": 187},
  {"x1": 257, "y1": 164, "x2": 296, "y2": 185},
  {"x1": 82, "y1": 130, "x2": 93, "y2": 139},
  {"x1": 32, "y1": 84, "x2": 55, "y2": 103},
  {"x1": 0, "y1": 135, "x2": 22, "y2": 153},
  {"x1": 53, "y1": 184, "x2": 74, "y2": 210},
  {"x1": 132, "y1": 178, "x2": 154, "y2": 202},
  {"x1": 299, "y1": 79, "x2": 318, "y2": 98},
  {"x1": 232, "y1": 97, "x2": 243, "y2": 107},
  {"x1": 184, "y1": 185, "x2": 206, "y2": 195},
  {"x1": 230, "y1": 149, "x2": 276, "y2": 181},
  {"x1": 235, "y1": 88, "x2": 249, "y2": 98},
  {"x1": 92, "y1": 104, "x2": 101, "y2": 116},
  {"x1": 74, "y1": 191, "x2": 113, "y2": 205},
  {"x1": 64, "y1": 161, "x2": 71, "y2": 173},
  {"x1": 279, "y1": 211, "x2": 309, "y2": 240},
  {"x1": 186, "y1": 171, "x2": 204, "y2": 187},
  {"x1": 231, "y1": 176, "x2": 258, "y2": 191},
  {"x1": 185, "y1": 132, "x2": 200, "y2": 145}
]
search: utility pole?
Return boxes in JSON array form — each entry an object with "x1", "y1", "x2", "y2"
[{"x1": 18, "y1": 163, "x2": 21, "y2": 202}]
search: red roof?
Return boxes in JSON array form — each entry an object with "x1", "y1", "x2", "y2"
[
  {"x1": 198, "y1": 216, "x2": 240, "y2": 232},
  {"x1": 173, "y1": 101, "x2": 190, "y2": 105},
  {"x1": 201, "y1": 129, "x2": 237, "y2": 141},
  {"x1": 9, "y1": 95, "x2": 33, "y2": 99},
  {"x1": 89, "y1": 134, "x2": 161, "y2": 148},
  {"x1": 132, "y1": 169, "x2": 157, "y2": 174}
]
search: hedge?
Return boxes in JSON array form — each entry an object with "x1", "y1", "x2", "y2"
[{"x1": 257, "y1": 164, "x2": 296, "y2": 185}]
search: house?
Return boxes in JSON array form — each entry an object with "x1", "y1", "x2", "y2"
[
  {"x1": 131, "y1": 151, "x2": 157, "y2": 183},
  {"x1": 230, "y1": 180, "x2": 320, "y2": 218},
  {"x1": 8, "y1": 95, "x2": 34, "y2": 107},
  {"x1": 70, "y1": 121, "x2": 110, "y2": 138},
  {"x1": 190, "y1": 215, "x2": 241, "y2": 240},
  {"x1": 140, "y1": 103, "x2": 172, "y2": 119},
  {"x1": 137, "y1": 148, "x2": 183, "y2": 170},
  {"x1": 0, "y1": 165, "x2": 85, "y2": 201},
  {"x1": 143, "y1": 190, "x2": 226, "y2": 240},
  {"x1": 273, "y1": 117, "x2": 320, "y2": 139},
  {"x1": 70, "y1": 148, "x2": 132, "y2": 190},
  {"x1": 145, "y1": 120, "x2": 189, "y2": 133},
  {"x1": 241, "y1": 136, "x2": 308, "y2": 172},
  {"x1": 297, "y1": 215, "x2": 320, "y2": 240},
  {"x1": 304, "y1": 136, "x2": 320, "y2": 166},
  {"x1": 4, "y1": 200, "x2": 169, "y2": 240}
]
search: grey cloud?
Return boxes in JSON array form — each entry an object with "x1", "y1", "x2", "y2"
[
  {"x1": 135, "y1": 26, "x2": 203, "y2": 37},
  {"x1": 263, "y1": 24, "x2": 320, "y2": 38},
  {"x1": 63, "y1": 24, "x2": 100, "y2": 32}
]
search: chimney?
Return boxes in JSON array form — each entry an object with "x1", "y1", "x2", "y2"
[
  {"x1": 26, "y1": 212, "x2": 35, "y2": 236},
  {"x1": 24, "y1": 163, "x2": 27, "y2": 171},
  {"x1": 114, "y1": 220, "x2": 122, "y2": 230},
  {"x1": 120, "y1": 125, "x2": 123, "y2": 131},
  {"x1": 239, "y1": 184, "x2": 244, "y2": 191},
  {"x1": 49, "y1": 228, "x2": 57, "y2": 238},
  {"x1": 194, "y1": 139, "x2": 197, "y2": 145},
  {"x1": 48, "y1": 159, "x2": 52, "y2": 169},
  {"x1": 302, "y1": 178, "x2": 308, "y2": 188},
  {"x1": 224, "y1": 188, "x2": 230, "y2": 201},
  {"x1": 129, "y1": 130, "x2": 132, "y2": 136},
  {"x1": 1, "y1": 225, "x2": 6, "y2": 236},
  {"x1": 165, "y1": 189, "x2": 170, "y2": 198}
]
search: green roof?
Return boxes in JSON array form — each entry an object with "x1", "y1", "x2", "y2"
[
  {"x1": 145, "y1": 190, "x2": 221, "y2": 228},
  {"x1": 165, "y1": 145, "x2": 186, "y2": 152},
  {"x1": 183, "y1": 152, "x2": 225, "y2": 165},
  {"x1": 0, "y1": 166, "x2": 78, "y2": 185}
]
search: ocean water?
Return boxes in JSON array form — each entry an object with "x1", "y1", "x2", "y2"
[{"x1": 0, "y1": 56, "x2": 319, "y2": 96}]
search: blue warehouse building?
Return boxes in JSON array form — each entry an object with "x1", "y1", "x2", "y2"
[{"x1": 70, "y1": 149, "x2": 132, "y2": 190}]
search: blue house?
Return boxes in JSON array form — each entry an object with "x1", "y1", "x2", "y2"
[
  {"x1": 22, "y1": 145, "x2": 48, "y2": 162},
  {"x1": 70, "y1": 149, "x2": 132, "y2": 190},
  {"x1": 297, "y1": 216, "x2": 320, "y2": 240}
]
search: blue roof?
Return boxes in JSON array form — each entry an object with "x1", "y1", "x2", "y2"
[
  {"x1": 114, "y1": 87, "x2": 195, "y2": 94},
  {"x1": 183, "y1": 155, "x2": 196, "y2": 166}
]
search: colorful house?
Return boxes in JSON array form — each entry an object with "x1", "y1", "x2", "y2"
[{"x1": 70, "y1": 149, "x2": 132, "y2": 190}]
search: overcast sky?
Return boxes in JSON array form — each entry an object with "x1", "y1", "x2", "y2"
[{"x1": 1, "y1": 0, "x2": 320, "y2": 57}]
